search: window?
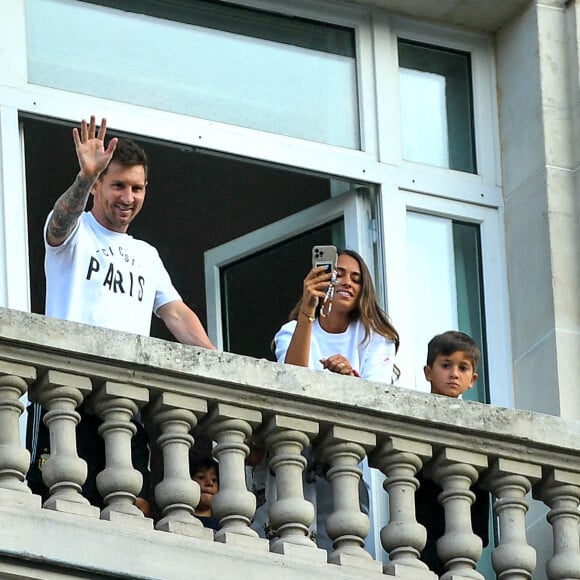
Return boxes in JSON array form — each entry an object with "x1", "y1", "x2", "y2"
[
  {"x1": 25, "y1": 0, "x2": 359, "y2": 147},
  {"x1": 4, "y1": 4, "x2": 506, "y2": 570},
  {"x1": 406, "y1": 211, "x2": 488, "y2": 403},
  {"x1": 398, "y1": 39, "x2": 476, "y2": 173}
]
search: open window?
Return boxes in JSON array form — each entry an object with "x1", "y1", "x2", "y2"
[{"x1": 204, "y1": 188, "x2": 377, "y2": 356}]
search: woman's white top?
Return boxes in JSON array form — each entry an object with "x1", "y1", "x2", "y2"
[{"x1": 274, "y1": 318, "x2": 396, "y2": 383}]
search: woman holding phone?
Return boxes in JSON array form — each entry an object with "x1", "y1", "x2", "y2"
[
  {"x1": 274, "y1": 248, "x2": 399, "y2": 382},
  {"x1": 261, "y1": 248, "x2": 400, "y2": 549}
]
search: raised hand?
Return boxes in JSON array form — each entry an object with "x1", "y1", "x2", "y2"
[
  {"x1": 73, "y1": 116, "x2": 118, "y2": 179},
  {"x1": 46, "y1": 116, "x2": 118, "y2": 247}
]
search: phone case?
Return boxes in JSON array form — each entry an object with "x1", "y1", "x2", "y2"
[{"x1": 312, "y1": 245, "x2": 338, "y2": 272}]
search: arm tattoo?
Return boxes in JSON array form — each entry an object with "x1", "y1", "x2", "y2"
[{"x1": 47, "y1": 173, "x2": 95, "y2": 244}]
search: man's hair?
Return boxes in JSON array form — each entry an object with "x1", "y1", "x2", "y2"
[
  {"x1": 426, "y1": 330, "x2": 480, "y2": 369},
  {"x1": 101, "y1": 138, "x2": 148, "y2": 179}
]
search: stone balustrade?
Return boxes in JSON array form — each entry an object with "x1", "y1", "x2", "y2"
[{"x1": 0, "y1": 308, "x2": 579, "y2": 580}]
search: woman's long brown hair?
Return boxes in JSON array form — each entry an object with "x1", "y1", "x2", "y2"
[{"x1": 288, "y1": 249, "x2": 400, "y2": 351}]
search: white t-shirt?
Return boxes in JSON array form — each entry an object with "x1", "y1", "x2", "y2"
[
  {"x1": 274, "y1": 318, "x2": 396, "y2": 383},
  {"x1": 44, "y1": 210, "x2": 181, "y2": 336}
]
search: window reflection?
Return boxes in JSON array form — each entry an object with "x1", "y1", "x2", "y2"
[
  {"x1": 25, "y1": 0, "x2": 359, "y2": 148},
  {"x1": 398, "y1": 40, "x2": 476, "y2": 173},
  {"x1": 406, "y1": 212, "x2": 487, "y2": 403}
]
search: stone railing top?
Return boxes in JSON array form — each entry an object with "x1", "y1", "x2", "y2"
[{"x1": 1, "y1": 307, "x2": 579, "y2": 466}]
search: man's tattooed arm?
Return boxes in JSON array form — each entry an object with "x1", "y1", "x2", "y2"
[{"x1": 46, "y1": 173, "x2": 97, "y2": 247}]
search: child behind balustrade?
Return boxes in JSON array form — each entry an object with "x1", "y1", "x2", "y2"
[
  {"x1": 417, "y1": 330, "x2": 490, "y2": 575},
  {"x1": 191, "y1": 457, "x2": 220, "y2": 531}
]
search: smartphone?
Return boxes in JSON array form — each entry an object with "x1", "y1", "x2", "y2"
[{"x1": 312, "y1": 245, "x2": 338, "y2": 273}]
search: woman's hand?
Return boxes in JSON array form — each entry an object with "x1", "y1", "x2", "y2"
[
  {"x1": 320, "y1": 354, "x2": 355, "y2": 375},
  {"x1": 283, "y1": 267, "x2": 334, "y2": 368},
  {"x1": 301, "y1": 266, "x2": 333, "y2": 316}
]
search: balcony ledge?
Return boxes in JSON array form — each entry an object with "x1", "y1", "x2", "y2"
[
  {"x1": 1, "y1": 307, "x2": 580, "y2": 579},
  {"x1": 0, "y1": 308, "x2": 577, "y2": 463}
]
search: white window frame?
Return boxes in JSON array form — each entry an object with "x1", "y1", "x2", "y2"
[
  {"x1": 1, "y1": 1, "x2": 514, "y2": 557},
  {"x1": 374, "y1": 14, "x2": 502, "y2": 207},
  {"x1": 386, "y1": 190, "x2": 513, "y2": 408},
  {"x1": 0, "y1": 0, "x2": 512, "y2": 411}
]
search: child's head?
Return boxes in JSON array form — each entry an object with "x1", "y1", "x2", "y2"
[
  {"x1": 424, "y1": 331, "x2": 480, "y2": 398},
  {"x1": 190, "y1": 457, "x2": 219, "y2": 516}
]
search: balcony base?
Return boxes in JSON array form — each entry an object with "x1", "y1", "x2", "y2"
[
  {"x1": 103, "y1": 509, "x2": 155, "y2": 530},
  {"x1": 215, "y1": 530, "x2": 270, "y2": 552},
  {"x1": 42, "y1": 497, "x2": 100, "y2": 518},
  {"x1": 156, "y1": 519, "x2": 214, "y2": 540},
  {"x1": 0, "y1": 505, "x2": 394, "y2": 580},
  {"x1": 270, "y1": 541, "x2": 328, "y2": 562},
  {"x1": 385, "y1": 562, "x2": 438, "y2": 578},
  {"x1": 329, "y1": 552, "x2": 383, "y2": 572},
  {"x1": 0, "y1": 488, "x2": 42, "y2": 510}
]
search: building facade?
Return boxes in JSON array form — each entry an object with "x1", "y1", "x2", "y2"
[{"x1": 0, "y1": 0, "x2": 578, "y2": 577}]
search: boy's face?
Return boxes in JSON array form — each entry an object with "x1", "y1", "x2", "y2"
[
  {"x1": 424, "y1": 351, "x2": 478, "y2": 398},
  {"x1": 192, "y1": 465, "x2": 219, "y2": 511}
]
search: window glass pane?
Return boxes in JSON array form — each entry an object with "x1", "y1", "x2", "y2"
[
  {"x1": 406, "y1": 212, "x2": 487, "y2": 402},
  {"x1": 407, "y1": 212, "x2": 457, "y2": 392},
  {"x1": 89, "y1": 0, "x2": 356, "y2": 57},
  {"x1": 399, "y1": 40, "x2": 476, "y2": 173},
  {"x1": 25, "y1": 0, "x2": 359, "y2": 148},
  {"x1": 452, "y1": 221, "x2": 488, "y2": 403}
]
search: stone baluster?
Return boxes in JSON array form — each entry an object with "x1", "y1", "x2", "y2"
[
  {"x1": 259, "y1": 414, "x2": 326, "y2": 561},
  {"x1": 147, "y1": 392, "x2": 212, "y2": 539},
  {"x1": 28, "y1": 369, "x2": 99, "y2": 517},
  {"x1": 202, "y1": 403, "x2": 268, "y2": 551},
  {"x1": 482, "y1": 458, "x2": 541, "y2": 580},
  {"x1": 89, "y1": 381, "x2": 152, "y2": 528},
  {"x1": 535, "y1": 468, "x2": 580, "y2": 579},
  {"x1": 369, "y1": 435, "x2": 435, "y2": 577},
  {"x1": 430, "y1": 447, "x2": 488, "y2": 579},
  {"x1": 0, "y1": 360, "x2": 40, "y2": 508},
  {"x1": 317, "y1": 425, "x2": 381, "y2": 572}
]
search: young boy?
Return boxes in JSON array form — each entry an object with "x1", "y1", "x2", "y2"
[
  {"x1": 424, "y1": 330, "x2": 479, "y2": 398},
  {"x1": 191, "y1": 457, "x2": 220, "y2": 531},
  {"x1": 416, "y1": 330, "x2": 489, "y2": 574}
]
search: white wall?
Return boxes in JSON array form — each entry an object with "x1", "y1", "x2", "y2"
[{"x1": 497, "y1": 0, "x2": 580, "y2": 420}]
